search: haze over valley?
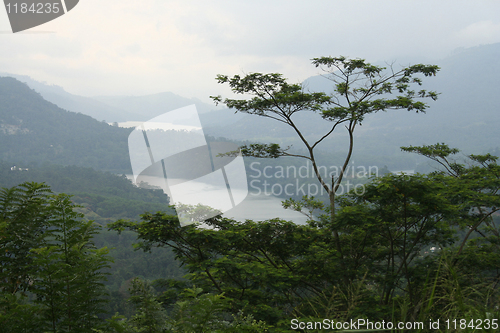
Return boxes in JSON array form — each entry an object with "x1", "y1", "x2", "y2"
[{"x1": 1, "y1": 1, "x2": 500, "y2": 328}]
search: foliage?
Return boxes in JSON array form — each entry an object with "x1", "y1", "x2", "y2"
[
  {"x1": 401, "y1": 143, "x2": 500, "y2": 258},
  {"x1": 0, "y1": 162, "x2": 183, "y2": 321},
  {"x1": 0, "y1": 161, "x2": 172, "y2": 223},
  {"x1": 0, "y1": 182, "x2": 112, "y2": 332},
  {"x1": 0, "y1": 181, "x2": 53, "y2": 294},
  {"x1": 0, "y1": 293, "x2": 45, "y2": 333},
  {"x1": 166, "y1": 286, "x2": 270, "y2": 332},
  {"x1": 126, "y1": 278, "x2": 168, "y2": 333},
  {"x1": 110, "y1": 146, "x2": 500, "y2": 330},
  {"x1": 211, "y1": 56, "x2": 440, "y2": 225},
  {"x1": 97, "y1": 279, "x2": 270, "y2": 333}
]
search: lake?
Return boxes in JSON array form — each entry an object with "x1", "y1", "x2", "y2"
[{"x1": 124, "y1": 174, "x2": 308, "y2": 224}]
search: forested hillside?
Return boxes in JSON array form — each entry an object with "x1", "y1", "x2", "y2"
[
  {"x1": 0, "y1": 72, "x2": 138, "y2": 122},
  {"x1": 0, "y1": 77, "x2": 132, "y2": 173},
  {"x1": 0, "y1": 80, "x2": 187, "y2": 325},
  {"x1": 0, "y1": 161, "x2": 171, "y2": 223}
]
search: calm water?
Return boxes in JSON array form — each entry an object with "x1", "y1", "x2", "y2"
[
  {"x1": 125, "y1": 174, "x2": 308, "y2": 224},
  {"x1": 222, "y1": 193, "x2": 308, "y2": 224}
]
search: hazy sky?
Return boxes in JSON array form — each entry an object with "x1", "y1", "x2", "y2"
[{"x1": 1, "y1": 0, "x2": 500, "y2": 102}]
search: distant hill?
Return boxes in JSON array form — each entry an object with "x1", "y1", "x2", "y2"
[
  {"x1": 2, "y1": 43, "x2": 498, "y2": 172},
  {"x1": 0, "y1": 77, "x2": 132, "y2": 173},
  {"x1": 0, "y1": 72, "x2": 137, "y2": 122},
  {"x1": 0, "y1": 73, "x2": 223, "y2": 122},
  {"x1": 94, "y1": 92, "x2": 222, "y2": 121}
]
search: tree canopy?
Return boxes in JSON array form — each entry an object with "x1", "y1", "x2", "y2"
[
  {"x1": 0, "y1": 182, "x2": 112, "y2": 332},
  {"x1": 109, "y1": 144, "x2": 500, "y2": 329},
  {"x1": 211, "y1": 56, "x2": 440, "y2": 226}
]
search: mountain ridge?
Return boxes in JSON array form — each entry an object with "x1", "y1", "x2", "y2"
[
  {"x1": 1, "y1": 43, "x2": 498, "y2": 172},
  {"x1": 0, "y1": 72, "x2": 222, "y2": 122},
  {"x1": 0, "y1": 77, "x2": 132, "y2": 173}
]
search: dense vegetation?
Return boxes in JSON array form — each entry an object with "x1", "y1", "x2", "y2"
[
  {"x1": 108, "y1": 144, "x2": 500, "y2": 332},
  {"x1": 1, "y1": 52, "x2": 499, "y2": 332},
  {"x1": 1, "y1": 143, "x2": 498, "y2": 332},
  {"x1": 0, "y1": 183, "x2": 111, "y2": 331},
  {"x1": 0, "y1": 161, "x2": 185, "y2": 319},
  {"x1": 0, "y1": 161, "x2": 171, "y2": 223}
]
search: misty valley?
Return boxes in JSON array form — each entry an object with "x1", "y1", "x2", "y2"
[{"x1": 1, "y1": 44, "x2": 500, "y2": 332}]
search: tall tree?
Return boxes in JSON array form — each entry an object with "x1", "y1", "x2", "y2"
[
  {"x1": 211, "y1": 57, "x2": 439, "y2": 228},
  {"x1": 30, "y1": 194, "x2": 111, "y2": 332},
  {"x1": 0, "y1": 182, "x2": 53, "y2": 295},
  {"x1": 0, "y1": 183, "x2": 111, "y2": 332}
]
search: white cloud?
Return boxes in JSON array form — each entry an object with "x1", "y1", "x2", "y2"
[{"x1": 457, "y1": 20, "x2": 500, "y2": 46}]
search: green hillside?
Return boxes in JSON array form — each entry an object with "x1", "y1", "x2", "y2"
[
  {"x1": 0, "y1": 77, "x2": 133, "y2": 173},
  {"x1": 0, "y1": 161, "x2": 172, "y2": 223}
]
